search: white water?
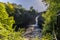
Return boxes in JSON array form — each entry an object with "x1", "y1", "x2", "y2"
[{"x1": 29, "y1": 15, "x2": 39, "y2": 27}]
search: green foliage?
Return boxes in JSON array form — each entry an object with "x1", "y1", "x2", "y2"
[
  {"x1": 42, "y1": 0, "x2": 60, "y2": 40},
  {"x1": 32, "y1": 36, "x2": 41, "y2": 40},
  {"x1": 0, "y1": 28, "x2": 25, "y2": 40},
  {"x1": 7, "y1": 2, "x2": 15, "y2": 12},
  {"x1": 0, "y1": 3, "x2": 8, "y2": 19},
  {"x1": 42, "y1": 33, "x2": 53, "y2": 40},
  {"x1": 0, "y1": 2, "x2": 25, "y2": 40},
  {"x1": 6, "y1": 2, "x2": 15, "y2": 16}
]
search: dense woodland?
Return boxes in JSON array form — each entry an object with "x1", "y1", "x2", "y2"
[{"x1": 0, "y1": 0, "x2": 60, "y2": 40}]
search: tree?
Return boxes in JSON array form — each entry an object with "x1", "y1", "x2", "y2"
[
  {"x1": 42, "y1": 0, "x2": 60, "y2": 40},
  {"x1": 0, "y1": 2, "x2": 15, "y2": 39},
  {"x1": 6, "y1": 2, "x2": 15, "y2": 16}
]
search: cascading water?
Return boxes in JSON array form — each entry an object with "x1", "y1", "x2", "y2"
[
  {"x1": 24, "y1": 15, "x2": 42, "y2": 38},
  {"x1": 35, "y1": 15, "x2": 39, "y2": 26},
  {"x1": 29, "y1": 15, "x2": 39, "y2": 27}
]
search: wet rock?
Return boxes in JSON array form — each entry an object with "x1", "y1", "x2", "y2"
[{"x1": 24, "y1": 26, "x2": 42, "y2": 38}]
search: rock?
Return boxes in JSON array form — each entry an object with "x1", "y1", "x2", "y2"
[{"x1": 24, "y1": 26, "x2": 42, "y2": 38}]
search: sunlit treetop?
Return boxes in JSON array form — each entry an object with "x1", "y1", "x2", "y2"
[
  {"x1": 44, "y1": 0, "x2": 60, "y2": 3},
  {"x1": 0, "y1": 2, "x2": 9, "y2": 19},
  {"x1": 43, "y1": 0, "x2": 60, "y2": 13}
]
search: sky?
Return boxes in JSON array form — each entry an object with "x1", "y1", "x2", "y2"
[{"x1": 0, "y1": 0, "x2": 47, "y2": 12}]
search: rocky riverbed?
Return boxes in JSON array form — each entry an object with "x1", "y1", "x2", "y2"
[
  {"x1": 23, "y1": 15, "x2": 42, "y2": 40},
  {"x1": 23, "y1": 25, "x2": 42, "y2": 40}
]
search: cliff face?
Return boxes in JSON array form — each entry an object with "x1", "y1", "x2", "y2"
[{"x1": 38, "y1": 12, "x2": 44, "y2": 29}]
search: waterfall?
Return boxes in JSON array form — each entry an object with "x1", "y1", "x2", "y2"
[
  {"x1": 24, "y1": 15, "x2": 42, "y2": 38},
  {"x1": 29, "y1": 15, "x2": 39, "y2": 27},
  {"x1": 35, "y1": 15, "x2": 39, "y2": 26}
]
